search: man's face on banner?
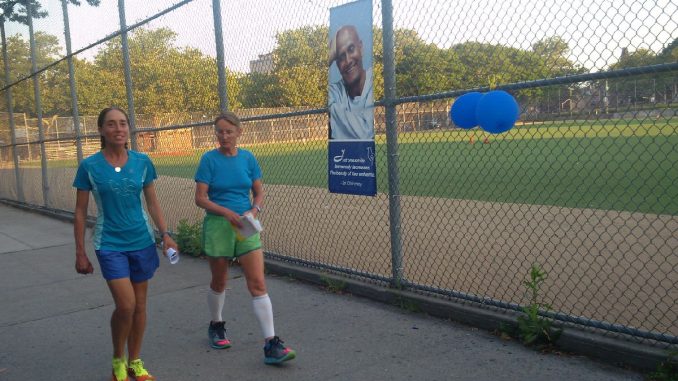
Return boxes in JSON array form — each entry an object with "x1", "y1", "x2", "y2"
[{"x1": 335, "y1": 26, "x2": 364, "y2": 88}]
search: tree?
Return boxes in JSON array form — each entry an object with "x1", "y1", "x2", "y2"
[
  {"x1": 89, "y1": 27, "x2": 239, "y2": 117},
  {"x1": 0, "y1": 0, "x2": 48, "y2": 116},
  {"x1": 656, "y1": 38, "x2": 678, "y2": 103},
  {"x1": 238, "y1": 72, "x2": 285, "y2": 108},
  {"x1": 0, "y1": 0, "x2": 47, "y2": 25},
  {"x1": 0, "y1": 0, "x2": 101, "y2": 117},
  {"x1": 609, "y1": 48, "x2": 657, "y2": 70},
  {"x1": 607, "y1": 43, "x2": 676, "y2": 106},
  {"x1": 272, "y1": 25, "x2": 328, "y2": 107},
  {"x1": 63, "y1": 0, "x2": 99, "y2": 6},
  {"x1": 0, "y1": 32, "x2": 67, "y2": 115},
  {"x1": 73, "y1": 57, "x2": 125, "y2": 115},
  {"x1": 528, "y1": 36, "x2": 587, "y2": 113},
  {"x1": 175, "y1": 48, "x2": 222, "y2": 113},
  {"x1": 394, "y1": 28, "x2": 463, "y2": 96},
  {"x1": 658, "y1": 38, "x2": 678, "y2": 62},
  {"x1": 452, "y1": 42, "x2": 533, "y2": 88},
  {"x1": 531, "y1": 36, "x2": 581, "y2": 76}
]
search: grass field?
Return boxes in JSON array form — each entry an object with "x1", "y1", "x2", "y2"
[
  {"x1": 22, "y1": 118, "x2": 678, "y2": 216},
  {"x1": 148, "y1": 119, "x2": 678, "y2": 216}
]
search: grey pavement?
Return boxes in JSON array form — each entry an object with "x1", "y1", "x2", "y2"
[{"x1": 0, "y1": 203, "x2": 644, "y2": 381}]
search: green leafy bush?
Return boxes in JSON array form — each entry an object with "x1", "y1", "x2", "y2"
[{"x1": 175, "y1": 219, "x2": 203, "y2": 257}]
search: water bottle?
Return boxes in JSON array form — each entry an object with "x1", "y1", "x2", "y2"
[{"x1": 166, "y1": 247, "x2": 180, "y2": 265}]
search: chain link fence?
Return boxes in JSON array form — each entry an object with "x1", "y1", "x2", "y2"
[{"x1": 0, "y1": 0, "x2": 676, "y2": 350}]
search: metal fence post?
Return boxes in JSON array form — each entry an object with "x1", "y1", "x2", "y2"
[
  {"x1": 381, "y1": 0, "x2": 404, "y2": 287},
  {"x1": 61, "y1": 0, "x2": 83, "y2": 163},
  {"x1": 27, "y1": 4, "x2": 50, "y2": 207},
  {"x1": 1, "y1": 18, "x2": 24, "y2": 202},
  {"x1": 118, "y1": 0, "x2": 138, "y2": 150},
  {"x1": 212, "y1": 0, "x2": 228, "y2": 112}
]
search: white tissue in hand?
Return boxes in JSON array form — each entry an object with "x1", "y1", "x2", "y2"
[{"x1": 236, "y1": 213, "x2": 263, "y2": 240}]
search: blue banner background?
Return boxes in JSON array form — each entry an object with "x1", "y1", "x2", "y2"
[
  {"x1": 328, "y1": 141, "x2": 377, "y2": 196},
  {"x1": 328, "y1": 0, "x2": 376, "y2": 196}
]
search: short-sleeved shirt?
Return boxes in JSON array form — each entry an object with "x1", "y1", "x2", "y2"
[
  {"x1": 72, "y1": 150, "x2": 157, "y2": 251},
  {"x1": 194, "y1": 148, "x2": 262, "y2": 215}
]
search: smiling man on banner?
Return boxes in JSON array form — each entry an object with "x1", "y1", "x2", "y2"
[
  {"x1": 328, "y1": 24, "x2": 374, "y2": 140},
  {"x1": 327, "y1": 0, "x2": 376, "y2": 196}
]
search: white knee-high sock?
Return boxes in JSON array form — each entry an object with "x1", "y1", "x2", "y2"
[
  {"x1": 252, "y1": 294, "x2": 275, "y2": 339},
  {"x1": 207, "y1": 288, "x2": 225, "y2": 322}
]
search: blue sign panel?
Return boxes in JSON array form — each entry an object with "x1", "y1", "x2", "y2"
[{"x1": 328, "y1": 140, "x2": 376, "y2": 196}]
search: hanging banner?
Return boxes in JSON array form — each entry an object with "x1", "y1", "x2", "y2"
[{"x1": 327, "y1": 0, "x2": 376, "y2": 196}]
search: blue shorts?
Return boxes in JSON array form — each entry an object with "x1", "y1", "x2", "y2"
[{"x1": 95, "y1": 244, "x2": 159, "y2": 283}]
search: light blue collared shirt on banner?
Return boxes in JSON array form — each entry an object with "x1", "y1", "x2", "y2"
[
  {"x1": 72, "y1": 150, "x2": 157, "y2": 251},
  {"x1": 329, "y1": 67, "x2": 375, "y2": 140}
]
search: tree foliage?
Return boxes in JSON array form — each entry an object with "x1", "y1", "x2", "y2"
[
  {"x1": 606, "y1": 38, "x2": 678, "y2": 103},
  {"x1": 1, "y1": 20, "x2": 674, "y2": 118},
  {"x1": 0, "y1": 32, "x2": 68, "y2": 114},
  {"x1": 0, "y1": 0, "x2": 47, "y2": 25},
  {"x1": 272, "y1": 25, "x2": 328, "y2": 107},
  {"x1": 95, "y1": 27, "x2": 239, "y2": 114},
  {"x1": 238, "y1": 72, "x2": 284, "y2": 108}
]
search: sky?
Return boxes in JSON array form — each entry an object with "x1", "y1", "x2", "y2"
[{"x1": 4, "y1": 0, "x2": 677, "y2": 73}]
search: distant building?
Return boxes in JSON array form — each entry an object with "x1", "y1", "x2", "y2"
[{"x1": 249, "y1": 53, "x2": 274, "y2": 74}]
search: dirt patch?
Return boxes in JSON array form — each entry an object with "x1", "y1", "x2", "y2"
[{"x1": 2, "y1": 167, "x2": 676, "y2": 337}]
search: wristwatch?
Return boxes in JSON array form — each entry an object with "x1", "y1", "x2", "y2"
[
  {"x1": 160, "y1": 231, "x2": 171, "y2": 238},
  {"x1": 253, "y1": 204, "x2": 262, "y2": 213}
]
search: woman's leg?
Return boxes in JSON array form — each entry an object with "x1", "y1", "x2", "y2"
[
  {"x1": 209, "y1": 256, "x2": 230, "y2": 293},
  {"x1": 239, "y1": 249, "x2": 296, "y2": 364},
  {"x1": 239, "y1": 250, "x2": 274, "y2": 338},
  {"x1": 106, "y1": 278, "x2": 136, "y2": 358},
  {"x1": 238, "y1": 249, "x2": 266, "y2": 297},
  {"x1": 127, "y1": 280, "x2": 149, "y2": 361},
  {"x1": 208, "y1": 257, "x2": 230, "y2": 321},
  {"x1": 207, "y1": 257, "x2": 231, "y2": 349}
]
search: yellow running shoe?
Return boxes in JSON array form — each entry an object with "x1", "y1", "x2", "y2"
[
  {"x1": 111, "y1": 357, "x2": 129, "y2": 381},
  {"x1": 127, "y1": 358, "x2": 155, "y2": 381}
]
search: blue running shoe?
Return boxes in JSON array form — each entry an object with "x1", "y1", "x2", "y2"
[
  {"x1": 264, "y1": 336, "x2": 296, "y2": 365},
  {"x1": 208, "y1": 321, "x2": 231, "y2": 349}
]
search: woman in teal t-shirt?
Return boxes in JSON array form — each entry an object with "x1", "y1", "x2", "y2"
[
  {"x1": 194, "y1": 111, "x2": 296, "y2": 365},
  {"x1": 73, "y1": 107, "x2": 177, "y2": 381}
]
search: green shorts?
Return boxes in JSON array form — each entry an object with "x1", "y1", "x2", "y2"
[{"x1": 203, "y1": 214, "x2": 262, "y2": 258}]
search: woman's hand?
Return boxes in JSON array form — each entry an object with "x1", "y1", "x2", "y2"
[
  {"x1": 245, "y1": 208, "x2": 258, "y2": 219},
  {"x1": 224, "y1": 209, "x2": 242, "y2": 228},
  {"x1": 75, "y1": 253, "x2": 94, "y2": 274},
  {"x1": 162, "y1": 234, "x2": 178, "y2": 257}
]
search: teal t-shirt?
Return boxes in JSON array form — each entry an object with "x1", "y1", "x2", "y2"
[
  {"x1": 72, "y1": 150, "x2": 157, "y2": 251},
  {"x1": 194, "y1": 148, "x2": 262, "y2": 215}
]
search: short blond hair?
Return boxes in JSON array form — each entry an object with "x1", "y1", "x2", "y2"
[{"x1": 214, "y1": 111, "x2": 241, "y2": 129}]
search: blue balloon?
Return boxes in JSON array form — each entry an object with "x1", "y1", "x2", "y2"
[
  {"x1": 450, "y1": 92, "x2": 483, "y2": 129},
  {"x1": 475, "y1": 90, "x2": 519, "y2": 134}
]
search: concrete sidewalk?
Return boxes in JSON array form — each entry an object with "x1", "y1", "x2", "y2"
[{"x1": 0, "y1": 203, "x2": 644, "y2": 381}]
